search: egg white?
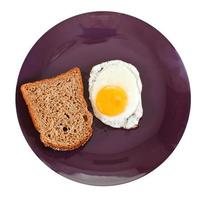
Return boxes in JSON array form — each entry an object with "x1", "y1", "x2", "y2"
[{"x1": 89, "y1": 60, "x2": 143, "y2": 129}]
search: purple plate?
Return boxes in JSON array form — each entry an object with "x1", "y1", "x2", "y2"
[{"x1": 16, "y1": 11, "x2": 190, "y2": 186}]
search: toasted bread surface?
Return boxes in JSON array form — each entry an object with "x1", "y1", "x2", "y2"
[{"x1": 21, "y1": 67, "x2": 93, "y2": 151}]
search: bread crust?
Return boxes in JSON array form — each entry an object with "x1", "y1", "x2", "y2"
[{"x1": 20, "y1": 67, "x2": 93, "y2": 151}]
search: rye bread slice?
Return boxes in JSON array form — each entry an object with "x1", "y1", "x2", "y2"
[{"x1": 20, "y1": 67, "x2": 93, "y2": 151}]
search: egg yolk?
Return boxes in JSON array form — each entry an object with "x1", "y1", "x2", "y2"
[{"x1": 95, "y1": 86, "x2": 128, "y2": 116}]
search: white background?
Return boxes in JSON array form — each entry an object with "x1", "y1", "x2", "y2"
[{"x1": 1, "y1": 0, "x2": 205, "y2": 199}]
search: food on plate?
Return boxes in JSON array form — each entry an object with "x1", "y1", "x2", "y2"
[
  {"x1": 89, "y1": 60, "x2": 143, "y2": 129},
  {"x1": 20, "y1": 67, "x2": 93, "y2": 151}
]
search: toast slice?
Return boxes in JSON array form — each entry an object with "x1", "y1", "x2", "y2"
[{"x1": 20, "y1": 67, "x2": 93, "y2": 151}]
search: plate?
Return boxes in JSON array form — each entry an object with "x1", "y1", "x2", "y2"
[{"x1": 16, "y1": 11, "x2": 190, "y2": 186}]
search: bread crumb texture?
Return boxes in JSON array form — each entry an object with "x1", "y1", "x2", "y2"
[{"x1": 20, "y1": 68, "x2": 93, "y2": 151}]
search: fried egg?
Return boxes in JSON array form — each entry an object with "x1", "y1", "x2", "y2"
[{"x1": 88, "y1": 60, "x2": 143, "y2": 129}]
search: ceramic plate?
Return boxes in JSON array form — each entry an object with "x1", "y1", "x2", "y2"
[{"x1": 16, "y1": 11, "x2": 190, "y2": 185}]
